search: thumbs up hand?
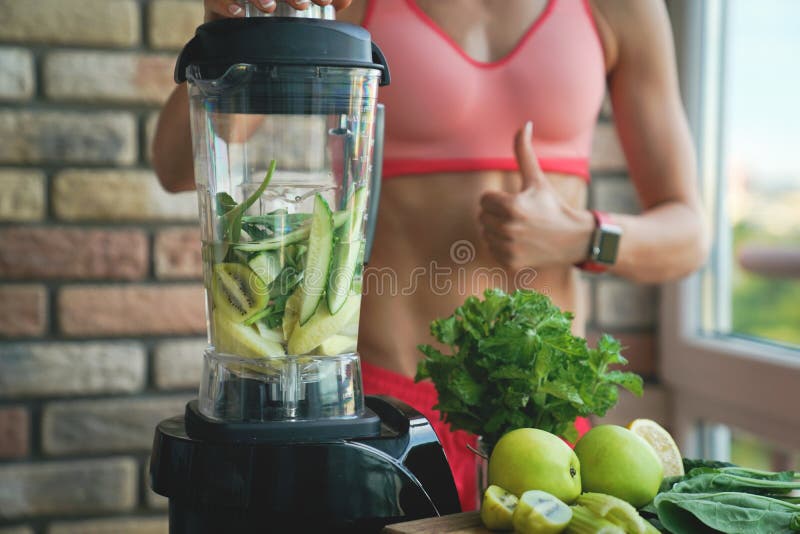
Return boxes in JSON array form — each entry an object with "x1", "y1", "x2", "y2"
[{"x1": 479, "y1": 121, "x2": 595, "y2": 272}]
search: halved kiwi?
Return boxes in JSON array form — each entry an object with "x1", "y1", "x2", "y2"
[
  {"x1": 211, "y1": 263, "x2": 268, "y2": 323},
  {"x1": 480, "y1": 485, "x2": 518, "y2": 531}
]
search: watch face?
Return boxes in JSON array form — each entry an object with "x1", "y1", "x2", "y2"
[{"x1": 596, "y1": 226, "x2": 622, "y2": 264}]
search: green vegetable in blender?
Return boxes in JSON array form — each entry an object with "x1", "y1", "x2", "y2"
[
  {"x1": 297, "y1": 194, "x2": 335, "y2": 325},
  {"x1": 233, "y1": 209, "x2": 352, "y2": 253},
  {"x1": 288, "y1": 293, "x2": 360, "y2": 355},
  {"x1": 415, "y1": 289, "x2": 643, "y2": 448},
  {"x1": 208, "y1": 159, "x2": 367, "y2": 358},
  {"x1": 327, "y1": 186, "x2": 367, "y2": 314},
  {"x1": 218, "y1": 159, "x2": 277, "y2": 248}
]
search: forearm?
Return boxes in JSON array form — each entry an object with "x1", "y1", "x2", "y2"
[
  {"x1": 152, "y1": 84, "x2": 196, "y2": 193},
  {"x1": 607, "y1": 201, "x2": 709, "y2": 283}
]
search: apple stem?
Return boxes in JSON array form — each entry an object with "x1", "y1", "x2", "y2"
[{"x1": 467, "y1": 442, "x2": 489, "y2": 460}]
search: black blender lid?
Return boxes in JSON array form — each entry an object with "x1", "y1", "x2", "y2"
[{"x1": 175, "y1": 17, "x2": 389, "y2": 85}]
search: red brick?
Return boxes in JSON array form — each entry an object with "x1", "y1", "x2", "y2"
[
  {"x1": 58, "y1": 284, "x2": 205, "y2": 336},
  {"x1": 154, "y1": 227, "x2": 202, "y2": 280},
  {"x1": 0, "y1": 407, "x2": 29, "y2": 458},
  {"x1": 587, "y1": 330, "x2": 657, "y2": 378},
  {"x1": 0, "y1": 228, "x2": 148, "y2": 280},
  {"x1": 0, "y1": 285, "x2": 47, "y2": 337}
]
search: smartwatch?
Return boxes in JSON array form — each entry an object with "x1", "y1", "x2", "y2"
[{"x1": 576, "y1": 210, "x2": 622, "y2": 273}]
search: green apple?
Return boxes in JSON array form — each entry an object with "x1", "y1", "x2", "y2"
[
  {"x1": 574, "y1": 425, "x2": 664, "y2": 508},
  {"x1": 480, "y1": 485, "x2": 518, "y2": 530},
  {"x1": 512, "y1": 490, "x2": 572, "y2": 534},
  {"x1": 488, "y1": 428, "x2": 582, "y2": 503}
]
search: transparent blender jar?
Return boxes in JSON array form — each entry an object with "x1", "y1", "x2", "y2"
[{"x1": 179, "y1": 11, "x2": 387, "y2": 423}]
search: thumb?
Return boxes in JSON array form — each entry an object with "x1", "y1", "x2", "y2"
[{"x1": 514, "y1": 121, "x2": 550, "y2": 191}]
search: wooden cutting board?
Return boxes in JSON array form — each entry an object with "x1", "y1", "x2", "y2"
[{"x1": 382, "y1": 512, "x2": 490, "y2": 533}]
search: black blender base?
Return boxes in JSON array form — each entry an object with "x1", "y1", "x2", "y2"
[{"x1": 150, "y1": 395, "x2": 461, "y2": 533}]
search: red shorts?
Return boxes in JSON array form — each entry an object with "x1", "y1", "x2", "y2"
[{"x1": 361, "y1": 361, "x2": 591, "y2": 512}]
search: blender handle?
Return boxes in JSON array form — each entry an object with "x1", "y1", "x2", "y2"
[{"x1": 364, "y1": 103, "x2": 385, "y2": 265}]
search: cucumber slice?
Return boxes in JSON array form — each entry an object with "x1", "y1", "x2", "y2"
[
  {"x1": 327, "y1": 187, "x2": 368, "y2": 314},
  {"x1": 211, "y1": 263, "x2": 268, "y2": 323},
  {"x1": 331, "y1": 207, "x2": 351, "y2": 229},
  {"x1": 213, "y1": 310, "x2": 285, "y2": 358},
  {"x1": 288, "y1": 294, "x2": 360, "y2": 355},
  {"x1": 317, "y1": 334, "x2": 357, "y2": 356},
  {"x1": 233, "y1": 210, "x2": 350, "y2": 253},
  {"x1": 297, "y1": 194, "x2": 334, "y2": 325},
  {"x1": 248, "y1": 252, "x2": 282, "y2": 287}
]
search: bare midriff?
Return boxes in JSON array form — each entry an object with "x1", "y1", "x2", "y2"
[{"x1": 359, "y1": 170, "x2": 589, "y2": 378}]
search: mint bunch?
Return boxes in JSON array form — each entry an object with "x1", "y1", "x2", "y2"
[{"x1": 415, "y1": 289, "x2": 643, "y2": 447}]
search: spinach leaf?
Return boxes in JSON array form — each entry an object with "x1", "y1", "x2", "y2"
[
  {"x1": 672, "y1": 467, "x2": 800, "y2": 495},
  {"x1": 415, "y1": 289, "x2": 643, "y2": 448},
  {"x1": 683, "y1": 458, "x2": 738, "y2": 472},
  {"x1": 654, "y1": 491, "x2": 800, "y2": 534}
]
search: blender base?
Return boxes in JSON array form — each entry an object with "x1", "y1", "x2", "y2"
[
  {"x1": 150, "y1": 395, "x2": 461, "y2": 533},
  {"x1": 185, "y1": 399, "x2": 381, "y2": 443}
]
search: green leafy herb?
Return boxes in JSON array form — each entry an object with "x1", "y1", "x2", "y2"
[
  {"x1": 241, "y1": 222, "x2": 271, "y2": 241},
  {"x1": 415, "y1": 289, "x2": 643, "y2": 448},
  {"x1": 217, "y1": 159, "x2": 277, "y2": 246}
]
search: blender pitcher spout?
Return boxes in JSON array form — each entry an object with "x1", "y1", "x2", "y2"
[{"x1": 186, "y1": 63, "x2": 256, "y2": 95}]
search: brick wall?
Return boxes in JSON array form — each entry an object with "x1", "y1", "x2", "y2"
[
  {"x1": 0, "y1": 2, "x2": 659, "y2": 532},
  {"x1": 0, "y1": 2, "x2": 204, "y2": 532}
]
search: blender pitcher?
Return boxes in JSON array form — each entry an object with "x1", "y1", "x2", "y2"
[
  {"x1": 150, "y1": 5, "x2": 461, "y2": 532},
  {"x1": 178, "y1": 2, "x2": 389, "y2": 423}
]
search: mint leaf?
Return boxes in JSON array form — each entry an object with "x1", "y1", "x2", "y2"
[{"x1": 415, "y1": 289, "x2": 645, "y2": 449}]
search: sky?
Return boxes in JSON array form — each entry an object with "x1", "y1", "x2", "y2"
[{"x1": 724, "y1": 0, "x2": 800, "y2": 182}]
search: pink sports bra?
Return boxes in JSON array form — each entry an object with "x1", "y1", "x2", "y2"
[{"x1": 364, "y1": 0, "x2": 606, "y2": 181}]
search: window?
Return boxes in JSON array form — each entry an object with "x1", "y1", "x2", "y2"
[
  {"x1": 663, "y1": 0, "x2": 800, "y2": 460},
  {"x1": 717, "y1": 0, "x2": 800, "y2": 348}
]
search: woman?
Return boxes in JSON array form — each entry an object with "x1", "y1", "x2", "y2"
[{"x1": 154, "y1": 0, "x2": 708, "y2": 510}]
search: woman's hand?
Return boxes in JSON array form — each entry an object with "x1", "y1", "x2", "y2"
[
  {"x1": 479, "y1": 122, "x2": 595, "y2": 271},
  {"x1": 205, "y1": 0, "x2": 351, "y2": 21}
]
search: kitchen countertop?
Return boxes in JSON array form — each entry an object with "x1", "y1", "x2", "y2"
[{"x1": 382, "y1": 511, "x2": 490, "y2": 533}]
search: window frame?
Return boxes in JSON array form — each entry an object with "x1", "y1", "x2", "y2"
[{"x1": 661, "y1": 0, "x2": 800, "y2": 456}]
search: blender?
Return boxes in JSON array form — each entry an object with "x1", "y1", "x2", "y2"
[{"x1": 149, "y1": 2, "x2": 460, "y2": 532}]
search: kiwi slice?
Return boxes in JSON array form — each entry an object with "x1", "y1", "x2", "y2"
[
  {"x1": 480, "y1": 485, "x2": 518, "y2": 531},
  {"x1": 512, "y1": 490, "x2": 573, "y2": 534},
  {"x1": 211, "y1": 263, "x2": 268, "y2": 323}
]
